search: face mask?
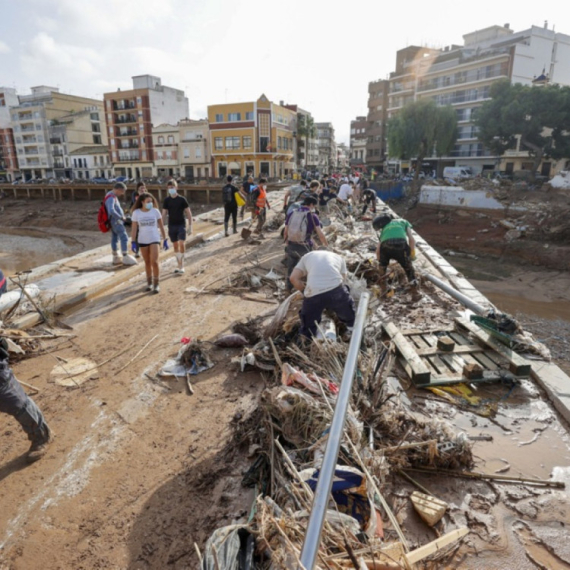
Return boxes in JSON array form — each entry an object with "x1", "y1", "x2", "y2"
[
  {"x1": 168, "y1": 188, "x2": 176, "y2": 196},
  {"x1": 144, "y1": 202, "x2": 152, "y2": 210}
]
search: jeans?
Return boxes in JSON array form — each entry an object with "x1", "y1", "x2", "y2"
[
  {"x1": 300, "y1": 285, "x2": 356, "y2": 337},
  {"x1": 379, "y1": 241, "x2": 415, "y2": 282},
  {"x1": 0, "y1": 361, "x2": 50, "y2": 444},
  {"x1": 111, "y1": 219, "x2": 129, "y2": 254}
]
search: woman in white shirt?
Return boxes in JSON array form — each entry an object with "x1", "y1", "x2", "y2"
[{"x1": 131, "y1": 193, "x2": 168, "y2": 294}]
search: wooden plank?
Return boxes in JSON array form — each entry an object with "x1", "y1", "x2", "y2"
[
  {"x1": 415, "y1": 372, "x2": 509, "y2": 388},
  {"x1": 405, "y1": 528, "x2": 469, "y2": 565},
  {"x1": 401, "y1": 328, "x2": 455, "y2": 336},
  {"x1": 384, "y1": 322, "x2": 431, "y2": 385},
  {"x1": 428, "y1": 354, "x2": 456, "y2": 376},
  {"x1": 449, "y1": 331, "x2": 471, "y2": 345},
  {"x1": 415, "y1": 344, "x2": 483, "y2": 356},
  {"x1": 469, "y1": 351, "x2": 499, "y2": 370},
  {"x1": 408, "y1": 334, "x2": 431, "y2": 349},
  {"x1": 456, "y1": 318, "x2": 531, "y2": 376},
  {"x1": 439, "y1": 354, "x2": 462, "y2": 374}
]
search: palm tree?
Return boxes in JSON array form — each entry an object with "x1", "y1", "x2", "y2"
[{"x1": 297, "y1": 114, "x2": 316, "y2": 169}]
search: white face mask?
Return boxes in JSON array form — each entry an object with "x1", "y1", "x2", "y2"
[
  {"x1": 144, "y1": 202, "x2": 153, "y2": 210},
  {"x1": 168, "y1": 187, "x2": 177, "y2": 196}
]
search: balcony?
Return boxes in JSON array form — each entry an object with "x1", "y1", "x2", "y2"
[
  {"x1": 24, "y1": 149, "x2": 39, "y2": 156},
  {"x1": 50, "y1": 137, "x2": 62, "y2": 144},
  {"x1": 117, "y1": 154, "x2": 140, "y2": 162},
  {"x1": 22, "y1": 137, "x2": 37, "y2": 144},
  {"x1": 115, "y1": 115, "x2": 137, "y2": 124},
  {"x1": 20, "y1": 125, "x2": 36, "y2": 132},
  {"x1": 113, "y1": 101, "x2": 136, "y2": 111},
  {"x1": 117, "y1": 128, "x2": 138, "y2": 137},
  {"x1": 52, "y1": 149, "x2": 64, "y2": 156},
  {"x1": 118, "y1": 142, "x2": 139, "y2": 149}
]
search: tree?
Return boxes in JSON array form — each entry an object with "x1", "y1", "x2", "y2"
[
  {"x1": 476, "y1": 79, "x2": 570, "y2": 178},
  {"x1": 297, "y1": 114, "x2": 316, "y2": 169},
  {"x1": 387, "y1": 99, "x2": 457, "y2": 187}
]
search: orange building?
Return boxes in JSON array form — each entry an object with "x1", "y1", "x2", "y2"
[{"x1": 208, "y1": 94, "x2": 295, "y2": 179}]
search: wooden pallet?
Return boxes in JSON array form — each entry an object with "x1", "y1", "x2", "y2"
[{"x1": 383, "y1": 320, "x2": 532, "y2": 388}]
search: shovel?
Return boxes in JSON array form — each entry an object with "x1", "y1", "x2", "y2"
[{"x1": 241, "y1": 216, "x2": 255, "y2": 240}]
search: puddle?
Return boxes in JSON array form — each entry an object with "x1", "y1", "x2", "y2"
[
  {"x1": 481, "y1": 290, "x2": 570, "y2": 322},
  {"x1": 0, "y1": 229, "x2": 85, "y2": 275}
]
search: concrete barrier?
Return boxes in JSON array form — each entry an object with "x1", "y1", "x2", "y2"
[{"x1": 419, "y1": 186, "x2": 526, "y2": 211}]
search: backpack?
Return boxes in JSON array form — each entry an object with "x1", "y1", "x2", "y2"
[
  {"x1": 287, "y1": 209, "x2": 310, "y2": 243},
  {"x1": 222, "y1": 184, "x2": 234, "y2": 205},
  {"x1": 97, "y1": 194, "x2": 115, "y2": 233}
]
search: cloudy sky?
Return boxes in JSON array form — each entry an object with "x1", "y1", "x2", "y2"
[{"x1": 0, "y1": 0, "x2": 566, "y2": 143}]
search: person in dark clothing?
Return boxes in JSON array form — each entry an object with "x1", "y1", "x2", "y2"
[
  {"x1": 0, "y1": 337, "x2": 52, "y2": 463},
  {"x1": 222, "y1": 175, "x2": 239, "y2": 236},
  {"x1": 360, "y1": 180, "x2": 377, "y2": 216},
  {"x1": 162, "y1": 179, "x2": 193, "y2": 273}
]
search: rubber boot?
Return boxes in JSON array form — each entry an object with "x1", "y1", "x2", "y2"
[
  {"x1": 224, "y1": 222, "x2": 229, "y2": 237},
  {"x1": 233, "y1": 221, "x2": 237, "y2": 234}
]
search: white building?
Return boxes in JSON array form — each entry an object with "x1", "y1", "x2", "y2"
[
  {"x1": 70, "y1": 146, "x2": 113, "y2": 180},
  {"x1": 178, "y1": 119, "x2": 210, "y2": 180},
  {"x1": 152, "y1": 123, "x2": 179, "y2": 178}
]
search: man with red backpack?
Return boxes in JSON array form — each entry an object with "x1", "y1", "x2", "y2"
[
  {"x1": 283, "y1": 196, "x2": 328, "y2": 293},
  {"x1": 103, "y1": 182, "x2": 137, "y2": 266}
]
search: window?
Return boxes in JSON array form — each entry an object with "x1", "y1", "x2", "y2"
[
  {"x1": 215, "y1": 113, "x2": 224, "y2": 122},
  {"x1": 90, "y1": 112, "x2": 99, "y2": 121},
  {"x1": 167, "y1": 135, "x2": 174, "y2": 144},
  {"x1": 73, "y1": 158, "x2": 77, "y2": 168},
  {"x1": 158, "y1": 136, "x2": 164, "y2": 144},
  {"x1": 225, "y1": 136, "x2": 240, "y2": 149},
  {"x1": 228, "y1": 112, "x2": 241, "y2": 122},
  {"x1": 166, "y1": 151, "x2": 172, "y2": 160},
  {"x1": 195, "y1": 147, "x2": 202, "y2": 158},
  {"x1": 136, "y1": 96, "x2": 142, "y2": 104},
  {"x1": 246, "y1": 112, "x2": 254, "y2": 120},
  {"x1": 92, "y1": 123, "x2": 101, "y2": 132},
  {"x1": 243, "y1": 136, "x2": 252, "y2": 149},
  {"x1": 93, "y1": 135, "x2": 102, "y2": 144},
  {"x1": 214, "y1": 137, "x2": 223, "y2": 150},
  {"x1": 184, "y1": 147, "x2": 190, "y2": 159}
]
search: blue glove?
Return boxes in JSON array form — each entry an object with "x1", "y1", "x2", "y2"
[
  {"x1": 163, "y1": 239, "x2": 169, "y2": 251},
  {"x1": 131, "y1": 241, "x2": 138, "y2": 254}
]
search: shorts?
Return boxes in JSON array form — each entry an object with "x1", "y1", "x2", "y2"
[
  {"x1": 168, "y1": 224, "x2": 187, "y2": 243},
  {"x1": 139, "y1": 242, "x2": 160, "y2": 248}
]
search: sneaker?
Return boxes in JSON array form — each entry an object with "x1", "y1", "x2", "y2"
[
  {"x1": 178, "y1": 267, "x2": 185, "y2": 274},
  {"x1": 27, "y1": 428, "x2": 51, "y2": 463},
  {"x1": 174, "y1": 268, "x2": 181, "y2": 274},
  {"x1": 153, "y1": 284, "x2": 160, "y2": 294},
  {"x1": 112, "y1": 254, "x2": 122, "y2": 265},
  {"x1": 145, "y1": 283, "x2": 152, "y2": 292}
]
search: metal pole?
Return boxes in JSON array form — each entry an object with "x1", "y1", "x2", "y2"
[
  {"x1": 299, "y1": 292, "x2": 370, "y2": 570},
  {"x1": 422, "y1": 273, "x2": 486, "y2": 316}
]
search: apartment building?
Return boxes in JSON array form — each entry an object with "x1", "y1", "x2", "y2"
[
  {"x1": 152, "y1": 124, "x2": 179, "y2": 178},
  {"x1": 104, "y1": 75, "x2": 189, "y2": 180},
  {"x1": 9, "y1": 86, "x2": 104, "y2": 180},
  {"x1": 337, "y1": 143, "x2": 349, "y2": 170},
  {"x1": 70, "y1": 146, "x2": 112, "y2": 180},
  {"x1": 208, "y1": 94, "x2": 295, "y2": 179},
  {"x1": 316, "y1": 122, "x2": 336, "y2": 173},
  {"x1": 349, "y1": 115, "x2": 369, "y2": 170},
  {"x1": 179, "y1": 118, "x2": 210, "y2": 180},
  {"x1": 283, "y1": 105, "x2": 318, "y2": 172},
  {"x1": 383, "y1": 23, "x2": 570, "y2": 175},
  {"x1": 365, "y1": 80, "x2": 389, "y2": 173},
  {"x1": 0, "y1": 87, "x2": 19, "y2": 181}
]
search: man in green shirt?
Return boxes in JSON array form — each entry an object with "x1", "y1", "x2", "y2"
[{"x1": 373, "y1": 214, "x2": 417, "y2": 294}]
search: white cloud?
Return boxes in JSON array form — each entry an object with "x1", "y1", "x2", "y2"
[{"x1": 0, "y1": 40, "x2": 11, "y2": 54}]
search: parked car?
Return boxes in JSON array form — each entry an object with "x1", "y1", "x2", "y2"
[
  {"x1": 92, "y1": 177, "x2": 109, "y2": 184},
  {"x1": 443, "y1": 167, "x2": 472, "y2": 180}
]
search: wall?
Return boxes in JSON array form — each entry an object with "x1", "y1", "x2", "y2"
[
  {"x1": 419, "y1": 186, "x2": 526, "y2": 210},
  {"x1": 148, "y1": 88, "x2": 189, "y2": 127}
]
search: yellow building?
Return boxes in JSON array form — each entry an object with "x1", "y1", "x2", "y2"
[{"x1": 208, "y1": 94, "x2": 295, "y2": 179}]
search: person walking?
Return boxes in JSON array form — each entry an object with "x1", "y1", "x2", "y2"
[
  {"x1": 373, "y1": 214, "x2": 417, "y2": 294},
  {"x1": 0, "y1": 337, "x2": 52, "y2": 463},
  {"x1": 130, "y1": 182, "x2": 147, "y2": 258},
  {"x1": 132, "y1": 192, "x2": 168, "y2": 293},
  {"x1": 221, "y1": 175, "x2": 239, "y2": 236},
  {"x1": 283, "y1": 196, "x2": 328, "y2": 293},
  {"x1": 251, "y1": 178, "x2": 271, "y2": 235},
  {"x1": 162, "y1": 180, "x2": 193, "y2": 273},
  {"x1": 283, "y1": 180, "x2": 309, "y2": 214},
  {"x1": 240, "y1": 175, "x2": 254, "y2": 220},
  {"x1": 289, "y1": 251, "x2": 355, "y2": 338},
  {"x1": 105, "y1": 182, "x2": 137, "y2": 266}
]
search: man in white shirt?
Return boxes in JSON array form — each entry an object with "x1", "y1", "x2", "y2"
[
  {"x1": 337, "y1": 181, "x2": 354, "y2": 204},
  {"x1": 289, "y1": 251, "x2": 356, "y2": 338}
]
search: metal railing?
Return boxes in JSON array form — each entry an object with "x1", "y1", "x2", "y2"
[{"x1": 299, "y1": 292, "x2": 370, "y2": 569}]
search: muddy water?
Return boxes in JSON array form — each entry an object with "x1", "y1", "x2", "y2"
[{"x1": 0, "y1": 229, "x2": 90, "y2": 275}]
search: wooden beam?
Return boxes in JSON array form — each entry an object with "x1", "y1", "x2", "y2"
[
  {"x1": 415, "y1": 344, "x2": 483, "y2": 356},
  {"x1": 405, "y1": 528, "x2": 469, "y2": 565},
  {"x1": 383, "y1": 322, "x2": 431, "y2": 385},
  {"x1": 455, "y1": 318, "x2": 531, "y2": 376}
]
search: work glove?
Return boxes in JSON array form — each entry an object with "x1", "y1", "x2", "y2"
[
  {"x1": 131, "y1": 241, "x2": 138, "y2": 254},
  {"x1": 163, "y1": 239, "x2": 169, "y2": 251},
  {"x1": 410, "y1": 248, "x2": 417, "y2": 261}
]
